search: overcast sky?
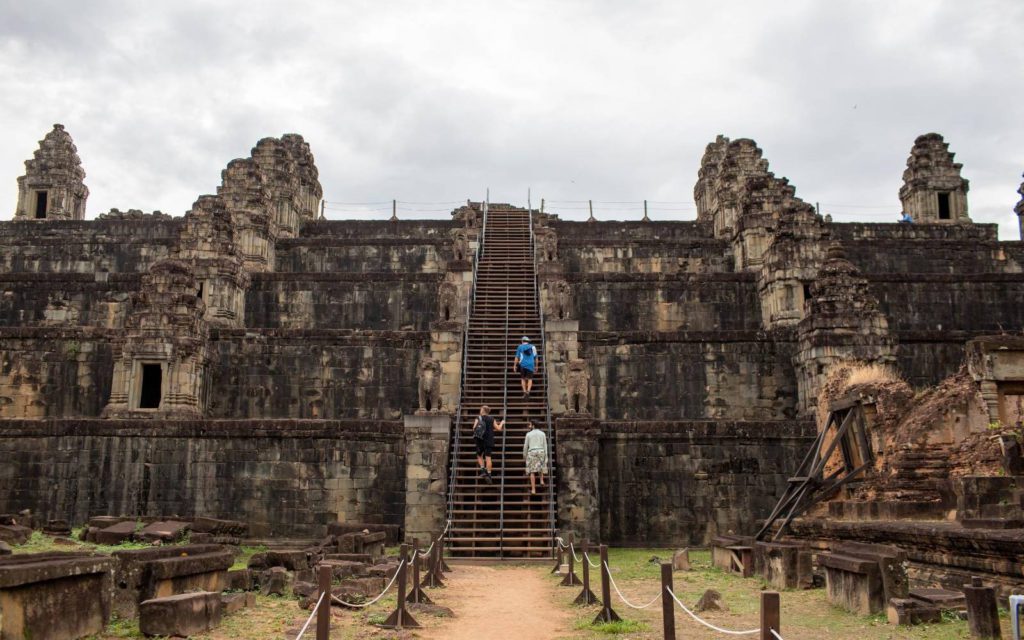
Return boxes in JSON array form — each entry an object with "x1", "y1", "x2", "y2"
[{"x1": 1, "y1": 0, "x2": 1022, "y2": 235}]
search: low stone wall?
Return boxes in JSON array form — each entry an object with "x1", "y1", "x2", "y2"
[
  {"x1": 276, "y1": 237, "x2": 449, "y2": 273},
  {"x1": 556, "y1": 418, "x2": 815, "y2": 546},
  {"x1": 785, "y1": 518, "x2": 1024, "y2": 600},
  {"x1": 0, "y1": 273, "x2": 140, "y2": 328},
  {"x1": 0, "y1": 419, "x2": 406, "y2": 537},
  {"x1": 870, "y1": 274, "x2": 1024, "y2": 332}
]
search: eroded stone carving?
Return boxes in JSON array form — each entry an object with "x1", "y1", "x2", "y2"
[
  {"x1": 452, "y1": 204, "x2": 478, "y2": 229},
  {"x1": 1015, "y1": 173, "x2": 1024, "y2": 239},
  {"x1": 899, "y1": 133, "x2": 970, "y2": 224},
  {"x1": 417, "y1": 358, "x2": 443, "y2": 414},
  {"x1": 15, "y1": 124, "x2": 89, "y2": 221},
  {"x1": 535, "y1": 227, "x2": 557, "y2": 262},
  {"x1": 544, "y1": 279, "x2": 573, "y2": 321},
  {"x1": 563, "y1": 359, "x2": 591, "y2": 414},
  {"x1": 438, "y1": 282, "x2": 460, "y2": 322},
  {"x1": 450, "y1": 228, "x2": 470, "y2": 262}
]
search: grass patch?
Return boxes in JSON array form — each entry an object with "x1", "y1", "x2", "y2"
[
  {"x1": 576, "y1": 619, "x2": 649, "y2": 634},
  {"x1": 230, "y1": 544, "x2": 268, "y2": 570}
]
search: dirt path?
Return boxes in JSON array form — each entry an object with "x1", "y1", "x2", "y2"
[{"x1": 416, "y1": 564, "x2": 574, "y2": 640}]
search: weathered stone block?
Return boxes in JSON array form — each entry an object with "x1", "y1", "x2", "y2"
[{"x1": 139, "y1": 591, "x2": 222, "y2": 637}]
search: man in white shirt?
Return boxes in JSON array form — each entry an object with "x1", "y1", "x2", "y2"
[{"x1": 522, "y1": 419, "x2": 548, "y2": 495}]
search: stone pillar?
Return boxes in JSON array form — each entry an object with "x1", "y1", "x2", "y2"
[
  {"x1": 545, "y1": 319, "x2": 580, "y2": 415},
  {"x1": 403, "y1": 414, "x2": 451, "y2": 543},
  {"x1": 555, "y1": 417, "x2": 601, "y2": 542}
]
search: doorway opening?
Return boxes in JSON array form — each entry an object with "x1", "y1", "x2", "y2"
[
  {"x1": 34, "y1": 191, "x2": 48, "y2": 219},
  {"x1": 138, "y1": 364, "x2": 162, "y2": 409},
  {"x1": 938, "y1": 192, "x2": 951, "y2": 220}
]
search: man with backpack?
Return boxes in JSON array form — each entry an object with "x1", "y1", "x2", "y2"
[
  {"x1": 514, "y1": 336, "x2": 539, "y2": 399},
  {"x1": 472, "y1": 405, "x2": 504, "y2": 484}
]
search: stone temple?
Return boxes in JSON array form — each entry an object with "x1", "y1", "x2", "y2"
[{"x1": 2, "y1": 125, "x2": 1024, "y2": 594}]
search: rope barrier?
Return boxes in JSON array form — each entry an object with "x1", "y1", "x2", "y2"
[
  {"x1": 582, "y1": 551, "x2": 599, "y2": 568},
  {"x1": 770, "y1": 629, "x2": 785, "y2": 640},
  {"x1": 331, "y1": 558, "x2": 406, "y2": 608},
  {"x1": 294, "y1": 591, "x2": 326, "y2": 639},
  {"x1": 666, "y1": 587, "x2": 760, "y2": 636},
  {"x1": 602, "y1": 561, "x2": 661, "y2": 610}
]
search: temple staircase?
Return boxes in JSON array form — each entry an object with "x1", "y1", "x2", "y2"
[{"x1": 446, "y1": 204, "x2": 556, "y2": 558}]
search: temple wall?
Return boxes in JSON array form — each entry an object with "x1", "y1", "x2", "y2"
[
  {"x1": 556, "y1": 418, "x2": 815, "y2": 546},
  {"x1": 244, "y1": 273, "x2": 442, "y2": 330},
  {"x1": 0, "y1": 219, "x2": 182, "y2": 273},
  {"x1": 206, "y1": 330, "x2": 427, "y2": 420},
  {"x1": 275, "y1": 239, "x2": 447, "y2": 273},
  {"x1": 0, "y1": 274, "x2": 138, "y2": 328},
  {"x1": 568, "y1": 274, "x2": 761, "y2": 332},
  {"x1": 870, "y1": 276, "x2": 1024, "y2": 332},
  {"x1": 579, "y1": 332, "x2": 797, "y2": 420},
  {"x1": 0, "y1": 329, "x2": 114, "y2": 418},
  {"x1": 0, "y1": 419, "x2": 405, "y2": 537}
]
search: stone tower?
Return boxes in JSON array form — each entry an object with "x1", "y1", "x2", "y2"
[
  {"x1": 15, "y1": 124, "x2": 89, "y2": 221},
  {"x1": 899, "y1": 133, "x2": 970, "y2": 224},
  {"x1": 1015, "y1": 173, "x2": 1024, "y2": 240},
  {"x1": 794, "y1": 244, "x2": 896, "y2": 414}
]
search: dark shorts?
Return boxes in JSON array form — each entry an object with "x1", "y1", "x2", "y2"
[
  {"x1": 474, "y1": 438, "x2": 493, "y2": 457},
  {"x1": 519, "y1": 366, "x2": 535, "y2": 380}
]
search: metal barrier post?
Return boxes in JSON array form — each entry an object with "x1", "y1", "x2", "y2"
[
  {"x1": 661, "y1": 563, "x2": 675, "y2": 640},
  {"x1": 382, "y1": 545, "x2": 420, "y2": 629},
  {"x1": 573, "y1": 540, "x2": 598, "y2": 605},
  {"x1": 760, "y1": 591, "x2": 780, "y2": 640},
  {"x1": 409, "y1": 538, "x2": 432, "y2": 604},
  {"x1": 593, "y1": 545, "x2": 621, "y2": 623},
  {"x1": 560, "y1": 541, "x2": 582, "y2": 587},
  {"x1": 551, "y1": 540, "x2": 563, "y2": 574},
  {"x1": 316, "y1": 564, "x2": 331, "y2": 640}
]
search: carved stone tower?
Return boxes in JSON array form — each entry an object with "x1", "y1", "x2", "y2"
[
  {"x1": 15, "y1": 124, "x2": 89, "y2": 221},
  {"x1": 899, "y1": 133, "x2": 970, "y2": 224},
  {"x1": 1015, "y1": 173, "x2": 1024, "y2": 240},
  {"x1": 794, "y1": 244, "x2": 896, "y2": 414},
  {"x1": 758, "y1": 201, "x2": 828, "y2": 328}
]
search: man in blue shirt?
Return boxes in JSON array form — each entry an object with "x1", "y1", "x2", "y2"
[{"x1": 514, "y1": 336, "x2": 539, "y2": 399}]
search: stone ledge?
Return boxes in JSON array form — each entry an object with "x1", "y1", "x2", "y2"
[
  {"x1": 580, "y1": 330, "x2": 784, "y2": 344},
  {"x1": 555, "y1": 418, "x2": 816, "y2": 440},
  {"x1": 0, "y1": 419, "x2": 405, "y2": 439},
  {"x1": 251, "y1": 272, "x2": 443, "y2": 283},
  {"x1": 867, "y1": 273, "x2": 1024, "y2": 283},
  {"x1": 0, "y1": 552, "x2": 114, "y2": 589},
  {"x1": 560, "y1": 272, "x2": 757, "y2": 283}
]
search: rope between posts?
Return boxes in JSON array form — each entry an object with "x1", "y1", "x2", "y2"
[
  {"x1": 331, "y1": 558, "x2": 406, "y2": 608},
  {"x1": 294, "y1": 591, "x2": 326, "y2": 639},
  {"x1": 420, "y1": 518, "x2": 453, "y2": 558},
  {"x1": 666, "y1": 587, "x2": 760, "y2": 636},
  {"x1": 603, "y1": 561, "x2": 661, "y2": 610},
  {"x1": 582, "y1": 551, "x2": 599, "y2": 569},
  {"x1": 770, "y1": 630, "x2": 785, "y2": 640}
]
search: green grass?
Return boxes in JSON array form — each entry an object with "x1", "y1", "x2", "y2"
[
  {"x1": 575, "y1": 619, "x2": 649, "y2": 634},
  {"x1": 230, "y1": 544, "x2": 268, "y2": 570},
  {"x1": 13, "y1": 530, "x2": 152, "y2": 556}
]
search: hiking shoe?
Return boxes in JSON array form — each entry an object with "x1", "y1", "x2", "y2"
[{"x1": 484, "y1": 473, "x2": 494, "y2": 484}]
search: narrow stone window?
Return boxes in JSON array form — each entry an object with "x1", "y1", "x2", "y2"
[
  {"x1": 138, "y1": 363, "x2": 162, "y2": 409},
  {"x1": 196, "y1": 281, "x2": 204, "y2": 300},
  {"x1": 34, "y1": 191, "x2": 48, "y2": 219},
  {"x1": 937, "y1": 192, "x2": 951, "y2": 220}
]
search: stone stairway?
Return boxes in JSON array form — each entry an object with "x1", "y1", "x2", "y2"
[{"x1": 446, "y1": 204, "x2": 555, "y2": 558}]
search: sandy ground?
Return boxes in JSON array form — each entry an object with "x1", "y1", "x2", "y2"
[{"x1": 416, "y1": 564, "x2": 574, "y2": 640}]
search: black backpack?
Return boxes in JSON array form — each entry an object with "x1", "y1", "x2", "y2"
[{"x1": 473, "y1": 415, "x2": 492, "y2": 440}]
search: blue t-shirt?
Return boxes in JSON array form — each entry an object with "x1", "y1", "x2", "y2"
[{"x1": 516, "y1": 343, "x2": 538, "y2": 371}]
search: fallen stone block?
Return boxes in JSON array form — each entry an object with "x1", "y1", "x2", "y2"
[
  {"x1": 43, "y1": 519, "x2": 72, "y2": 536},
  {"x1": 292, "y1": 580, "x2": 317, "y2": 598},
  {"x1": 327, "y1": 522, "x2": 402, "y2": 545},
  {"x1": 226, "y1": 568, "x2": 253, "y2": 591},
  {"x1": 0, "y1": 541, "x2": 11, "y2": 555},
  {"x1": 0, "y1": 552, "x2": 115, "y2": 640},
  {"x1": 0, "y1": 524, "x2": 32, "y2": 545},
  {"x1": 192, "y1": 517, "x2": 248, "y2": 536},
  {"x1": 260, "y1": 566, "x2": 293, "y2": 596},
  {"x1": 248, "y1": 549, "x2": 312, "y2": 571},
  {"x1": 324, "y1": 553, "x2": 373, "y2": 563},
  {"x1": 94, "y1": 521, "x2": 137, "y2": 545},
  {"x1": 909, "y1": 587, "x2": 966, "y2": 611},
  {"x1": 888, "y1": 598, "x2": 941, "y2": 625},
  {"x1": 322, "y1": 559, "x2": 369, "y2": 579},
  {"x1": 335, "y1": 576, "x2": 386, "y2": 600},
  {"x1": 137, "y1": 520, "x2": 191, "y2": 543},
  {"x1": 139, "y1": 591, "x2": 222, "y2": 637},
  {"x1": 367, "y1": 561, "x2": 401, "y2": 580},
  {"x1": 672, "y1": 548, "x2": 691, "y2": 571},
  {"x1": 220, "y1": 591, "x2": 255, "y2": 614},
  {"x1": 88, "y1": 515, "x2": 134, "y2": 529},
  {"x1": 755, "y1": 541, "x2": 814, "y2": 590},
  {"x1": 111, "y1": 544, "x2": 233, "y2": 619}
]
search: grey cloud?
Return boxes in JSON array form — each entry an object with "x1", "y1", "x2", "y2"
[{"x1": 0, "y1": 0, "x2": 1021, "y2": 231}]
